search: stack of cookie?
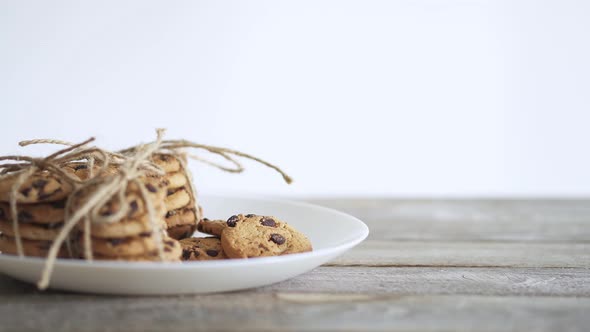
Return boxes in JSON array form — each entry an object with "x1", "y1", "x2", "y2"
[
  {"x1": 152, "y1": 154, "x2": 199, "y2": 240},
  {"x1": 0, "y1": 171, "x2": 73, "y2": 258},
  {"x1": 183, "y1": 214, "x2": 312, "y2": 260},
  {"x1": 72, "y1": 176, "x2": 181, "y2": 261}
]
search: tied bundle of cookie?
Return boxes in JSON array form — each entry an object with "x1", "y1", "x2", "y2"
[
  {"x1": 0, "y1": 139, "x2": 107, "y2": 259},
  {"x1": 0, "y1": 130, "x2": 311, "y2": 290},
  {"x1": 182, "y1": 214, "x2": 312, "y2": 260}
]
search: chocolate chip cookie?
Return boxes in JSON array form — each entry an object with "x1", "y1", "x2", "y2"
[
  {"x1": 152, "y1": 153, "x2": 182, "y2": 173},
  {"x1": 69, "y1": 176, "x2": 167, "y2": 220},
  {"x1": 63, "y1": 162, "x2": 120, "y2": 180},
  {"x1": 88, "y1": 237, "x2": 182, "y2": 261},
  {"x1": 164, "y1": 187, "x2": 191, "y2": 211},
  {"x1": 0, "y1": 220, "x2": 63, "y2": 241},
  {"x1": 220, "y1": 214, "x2": 295, "y2": 258},
  {"x1": 79, "y1": 204, "x2": 167, "y2": 238},
  {"x1": 80, "y1": 233, "x2": 179, "y2": 257},
  {"x1": 179, "y1": 237, "x2": 227, "y2": 261},
  {"x1": 0, "y1": 233, "x2": 68, "y2": 258},
  {"x1": 0, "y1": 200, "x2": 65, "y2": 224},
  {"x1": 163, "y1": 171, "x2": 187, "y2": 190},
  {"x1": 212, "y1": 214, "x2": 312, "y2": 258},
  {"x1": 197, "y1": 214, "x2": 263, "y2": 236},
  {"x1": 0, "y1": 171, "x2": 73, "y2": 203},
  {"x1": 196, "y1": 218, "x2": 226, "y2": 236}
]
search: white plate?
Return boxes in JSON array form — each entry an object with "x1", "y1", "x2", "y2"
[{"x1": 0, "y1": 196, "x2": 369, "y2": 295}]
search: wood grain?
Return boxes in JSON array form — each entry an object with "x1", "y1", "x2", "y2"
[
  {"x1": 310, "y1": 199, "x2": 590, "y2": 242},
  {"x1": 259, "y1": 266, "x2": 590, "y2": 296},
  {"x1": 1, "y1": 289, "x2": 589, "y2": 332},
  {"x1": 330, "y1": 240, "x2": 590, "y2": 268}
]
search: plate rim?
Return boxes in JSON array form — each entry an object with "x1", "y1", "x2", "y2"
[{"x1": 0, "y1": 195, "x2": 369, "y2": 270}]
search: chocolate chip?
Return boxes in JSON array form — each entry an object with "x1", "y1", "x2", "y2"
[
  {"x1": 164, "y1": 247, "x2": 172, "y2": 252},
  {"x1": 226, "y1": 215, "x2": 239, "y2": 227},
  {"x1": 165, "y1": 211, "x2": 175, "y2": 218},
  {"x1": 39, "y1": 188, "x2": 61, "y2": 201},
  {"x1": 146, "y1": 184, "x2": 157, "y2": 193},
  {"x1": 269, "y1": 234, "x2": 286, "y2": 245},
  {"x1": 45, "y1": 223, "x2": 62, "y2": 229},
  {"x1": 203, "y1": 218, "x2": 210, "y2": 221},
  {"x1": 37, "y1": 192, "x2": 53, "y2": 200},
  {"x1": 50, "y1": 200, "x2": 66, "y2": 209},
  {"x1": 128, "y1": 200, "x2": 138, "y2": 217},
  {"x1": 17, "y1": 211, "x2": 34, "y2": 222},
  {"x1": 19, "y1": 187, "x2": 32, "y2": 197},
  {"x1": 182, "y1": 249, "x2": 192, "y2": 260},
  {"x1": 260, "y1": 217, "x2": 276, "y2": 227},
  {"x1": 159, "y1": 155, "x2": 170, "y2": 161},
  {"x1": 139, "y1": 232, "x2": 152, "y2": 237},
  {"x1": 38, "y1": 242, "x2": 51, "y2": 250},
  {"x1": 183, "y1": 231, "x2": 192, "y2": 238},
  {"x1": 206, "y1": 249, "x2": 219, "y2": 257},
  {"x1": 32, "y1": 179, "x2": 48, "y2": 189},
  {"x1": 245, "y1": 214, "x2": 256, "y2": 218},
  {"x1": 166, "y1": 189, "x2": 175, "y2": 196},
  {"x1": 108, "y1": 238, "x2": 125, "y2": 245},
  {"x1": 164, "y1": 240, "x2": 175, "y2": 246},
  {"x1": 99, "y1": 208, "x2": 113, "y2": 217},
  {"x1": 74, "y1": 164, "x2": 88, "y2": 170}
]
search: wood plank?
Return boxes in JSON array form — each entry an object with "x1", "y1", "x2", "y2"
[
  {"x1": 329, "y1": 240, "x2": 590, "y2": 268},
  {"x1": 1, "y1": 266, "x2": 588, "y2": 297},
  {"x1": 308, "y1": 199, "x2": 590, "y2": 242},
  {"x1": 1, "y1": 291, "x2": 589, "y2": 332},
  {"x1": 259, "y1": 266, "x2": 590, "y2": 297}
]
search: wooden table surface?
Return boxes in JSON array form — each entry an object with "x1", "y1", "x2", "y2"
[{"x1": 1, "y1": 199, "x2": 589, "y2": 331}]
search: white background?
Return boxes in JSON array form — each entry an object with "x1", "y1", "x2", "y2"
[{"x1": 1, "y1": 1, "x2": 589, "y2": 197}]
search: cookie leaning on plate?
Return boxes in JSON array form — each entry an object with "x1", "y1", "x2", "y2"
[
  {"x1": 198, "y1": 214, "x2": 312, "y2": 256},
  {"x1": 208, "y1": 214, "x2": 312, "y2": 259}
]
